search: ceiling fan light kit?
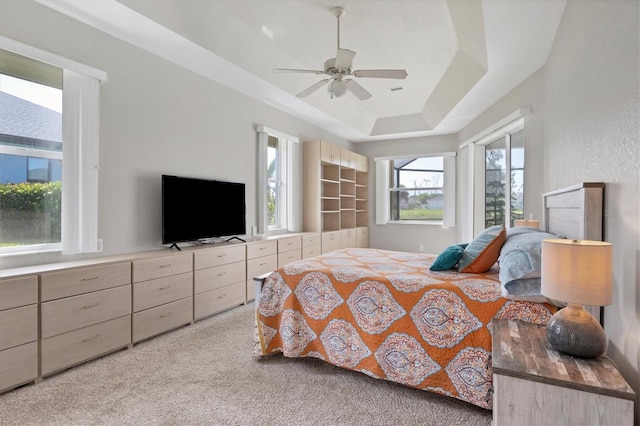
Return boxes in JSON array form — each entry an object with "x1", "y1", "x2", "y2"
[{"x1": 273, "y1": 6, "x2": 408, "y2": 100}]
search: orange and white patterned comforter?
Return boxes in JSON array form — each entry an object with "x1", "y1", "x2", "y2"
[{"x1": 254, "y1": 248, "x2": 555, "y2": 409}]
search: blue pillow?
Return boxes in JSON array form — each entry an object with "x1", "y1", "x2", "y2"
[{"x1": 430, "y1": 244, "x2": 468, "y2": 271}]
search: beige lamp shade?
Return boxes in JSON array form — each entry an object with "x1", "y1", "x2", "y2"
[{"x1": 541, "y1": 239, "x2": 612, "y2": 306}]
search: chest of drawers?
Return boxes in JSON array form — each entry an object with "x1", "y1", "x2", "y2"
[
  {"x1": 40, "y1": 262, "x2": 132, "y2": 376},
  {"x1": 132, "y1": 253, "x2": 193, "y2": 343},
  {"x1": 193, "y1": 245, "x2": 246, "y2": 320},
  {"x1": 0, "y1": 276, "x2": 38, "y2": 393}
]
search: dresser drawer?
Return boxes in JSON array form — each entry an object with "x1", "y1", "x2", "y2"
[
  {"x1": 194, "y1": 261, "x2": 246, "y2": 294},
  {"x1": 194, "y1": 282, "x2": 245, "y2": 320},
  {"x1": 133, "y1": 272, "x2": 192, "y2": 312},
  {"x1": 302, "y1": 233, "x2": 321, "y2": 248},
  {"x1": 302, "y1": 245, "x2": 321, "y2": 259},
  {"x1": 247, "y1": 254, "x2": 278, "y2": 279},
  {"x1": 132, "y1": 297, "x2": 193, "y2": 343},
  {"x1": 277, "y1": 236, "x2": 301, "y2": 252},
  {"x1": 132, "y1": 253, "x2": 192, "y2": 283},
  {"x1": 194, "y1": 245, "x2": 245, "y2": 270},
  {"x1": 0, "y1": 276, "x2": 37, "y2": 310},
  {"x1": 0, "y1": 305, "x2": 37, "y2": 351},
  {"x1": 41, "y1": 262, "x2": 131, "y2": 302},
  {"x1": 246, "y1": 240, "x2": 277, "y2": 259},
  {"x1": 278, "y1": 250, "x2": 302, "y2": 267},
  {"x1": 41, "y1": 285, "x2": 132, "y2": 339},
  {"x1": 0, "y1": 342, "x2": 38, "y2": 393},
  {"x1": 41, "y1": 315, "x2": 131, "y2": 376}
]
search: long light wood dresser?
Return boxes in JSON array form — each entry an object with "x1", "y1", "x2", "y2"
[{"x1": 0, "y1": 231, "x2": 325, "y2": 394}]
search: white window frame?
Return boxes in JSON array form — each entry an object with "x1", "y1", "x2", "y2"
[
  {"x1": 375, "y1": 152, "x2": 456, "y2": 227},
  {"x1": 0, "y1": 37, "x2": 106, "y2": 257},
  {"x1": 459, "y1": 109, "x2": 529, "y2": 240},
  {"x1": 256, "y1": 125, "x2": 300, "y2": 236}
]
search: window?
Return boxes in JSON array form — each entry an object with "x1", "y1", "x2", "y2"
[
  {"x1": 256, "y1": 126, "x2": 300, "y2": 235},
  {"x1": 390, "y1": 157, "x2": 444, "y2": 221},
  {"x1": 459, "y1": 110, "x2": 528, "y2": 241},
  {"x1": 0, "y1": 38, "x2": 106, "y2": 256},
  {"x1": 375, "y1": 153, "x2": 456, "y2": 226},
  {"x1": 484, "y1": 129, "x2": 524, "y2": 228}
]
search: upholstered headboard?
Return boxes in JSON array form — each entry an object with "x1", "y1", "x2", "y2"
[{"x1": 541, "y1": 182, "x2": 606, "y2": 323}]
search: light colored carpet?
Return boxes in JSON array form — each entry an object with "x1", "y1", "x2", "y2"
[{"x1": 0, "y1": 302, "x2": 492, "y2": 425}]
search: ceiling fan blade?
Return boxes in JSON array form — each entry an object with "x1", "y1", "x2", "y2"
[
  {"x1": 273, "y1": 68, "x2": 326, "y2": 75},
  {"x1": 297, "y1": 79, "x2": 331, "y2": 98},
  {"x1": 334, "y1": 48, "x2": 356, "y2": 69},
  {"x1": 346, "y1": 79, "x2": 372, "y2": 100},
  {"x1": 352, "y1": 69, "x2": 408, "y2": 79}
]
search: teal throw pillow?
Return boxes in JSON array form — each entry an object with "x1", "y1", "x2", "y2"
[{"x1": 430, "y1": 243, "x2": 468, "y2": 271}]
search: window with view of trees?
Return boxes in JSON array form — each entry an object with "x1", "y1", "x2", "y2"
[
  {"x1": 484, "y1": 129, "x2": 524, "y2": 228},
  {"x1": 390, "y1": 156, "x2": 445, "y2": 221},
  {"x1": 266, "y1": 135, "x2": 279, "y2": 227},
  {"x1": 257, "y1": 126, "x2": 299, "y2": 235}
]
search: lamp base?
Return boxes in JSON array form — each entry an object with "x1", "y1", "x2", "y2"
[{"x1": 546, "y1": 303, "x2": 607, "y2": 358}]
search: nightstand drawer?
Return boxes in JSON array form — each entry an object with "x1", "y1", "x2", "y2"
[
  {"x1": 132, "y1": 297, "x2": 193, "y2": 343},
  {"x1": 194, "y1": 282, "x2": 245, "y2": 320},
  {"x1": 133, "y1": 253, "x2": 192, "y2": 283},
  {"x1": 0, "y1": 342, "x2": 37, "y2": 393},
  {"x1": 194, "y1": 245, "x2": 245, "y2": 270},
  {"x1": 246, "y1": 240, "x2": 277, "y2": 259},
  {"x1": 41, "y1": 262, "x2": 131, "y2": 302},
  {"x1": 133, "y1": 272, "x2": 193, "y2": 312},
  {"x1": 41, "y1": 285, "x2": 131, "y2": 338},
  {"x1": 0, "y1": 276, "x2": 37, "y2": 310},
  {"x1": 0, "y1": 305, "x2": 37, "y2": 351},
  {"x1": 41, "y1": 315, "x2": 131, "y2": 376},
  {"x1": 194, "y1": 261, "x2": 246, "y2": 294}
]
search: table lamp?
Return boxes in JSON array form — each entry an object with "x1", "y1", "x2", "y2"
[{"x1": 541, "y1": 239, "x2": 612, "y2": 358}]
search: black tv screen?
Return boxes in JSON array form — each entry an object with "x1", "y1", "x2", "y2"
[{"x1": 162, "y1": 175, "x2": 246, "y2": 245}]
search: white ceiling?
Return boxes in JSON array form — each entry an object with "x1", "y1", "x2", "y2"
[{"x1": 37, "y1": 0, "x2": 567, "y2": 142}]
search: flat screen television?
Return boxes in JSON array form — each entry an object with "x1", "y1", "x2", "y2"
[{"x1": 162, "y1": 174, "x2": 246, "y2": 249}]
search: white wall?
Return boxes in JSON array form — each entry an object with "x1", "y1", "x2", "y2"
[
  {"x1": 456, "y1": 0, "x2": 639, "y2": 420},
  {"x1": 355, "y1": 135, "x2": 459, "y2": 254},
  {"x1": 0, "y1": 0, "x2": 349, "y2": 269},
  {"x1": 542, "y1": 0, "x2": 639, "y2": 420}
]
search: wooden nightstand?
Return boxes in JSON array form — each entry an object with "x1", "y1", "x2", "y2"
[{"x1": 492, "y1": 319, "x2": 635, "y2": 426}]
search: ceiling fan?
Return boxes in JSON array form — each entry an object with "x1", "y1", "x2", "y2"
[{"x1": 273, "y1": 7, "x2": 408, "y2": 100}]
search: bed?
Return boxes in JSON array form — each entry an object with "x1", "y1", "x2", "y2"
[{"x1": 253, "y1": 182, "x2": 604, "y2": 409}]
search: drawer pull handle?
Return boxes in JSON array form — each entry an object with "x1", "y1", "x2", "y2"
[
  {"x1": 82, "y1": 302, "x2": 100, "y2": 309},
  {"x1": 81, "y1": 276, "x2": 100, "y2": 281},
  {"x1": 83, "y1": 334, "x2": 100, "y2": 343},
  {"x1": 259, "y1": 247, "x2": 266, "y2": 250},
  {"x1": 159, "y1": 264, "x2": 172, "y2": 268},
  {"x1": 159, "y1": 285, "x2": 173, "y2": 290},
  {"x1": 160, "y1": 312, "x2": 173, "y2": 318},
  {"x1": 260, "y1": 262, "x2": 267, "y2": 266},
  {"x1": 217, "y1": 254, "x2": 227, "y2": 258},
  {"x1": 217, "y1": 294, "x2": 226, "y2": 299},
  {"x1": 217, "y1": 272, "x2": 226, "y2": 277}
]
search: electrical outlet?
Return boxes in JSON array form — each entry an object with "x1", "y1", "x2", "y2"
[
  {"x1": 419, "y1": 244, "x2": 424, "y2": 252},
  {"x1": 97, "y1": 238, "x2": 103, "y2": 252}
]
